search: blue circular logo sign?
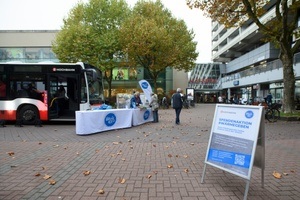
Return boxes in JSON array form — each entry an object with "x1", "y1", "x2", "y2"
[
  {"x1": 245, "y1": 110, "x2": 254, "y2": 119},
  {"x1": 144, "y1": 110, "x2": 150, "y2": 120},
  {"x1": 141, "y1": 82, "x2": 149, "y2": 89},
  {"x1": 105, "y1": 113, "x2": 116, "y2": 126}
]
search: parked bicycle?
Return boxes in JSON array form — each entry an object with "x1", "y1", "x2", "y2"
[{"x1": 265, "y1": 103, "x2": 282, "y2": 122}]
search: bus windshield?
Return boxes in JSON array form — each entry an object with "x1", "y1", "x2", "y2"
[{"x1": 87, "y1": 69, "x2": 104, "y2": 105}]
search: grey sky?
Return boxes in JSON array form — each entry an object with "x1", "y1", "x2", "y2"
[{"x1": 0, "y1": 0, "x2": 211, "y2": 62}]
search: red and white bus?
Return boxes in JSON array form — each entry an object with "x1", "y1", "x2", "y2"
[{"x1": 0, "y1": 62, "x2": 104, "y2": 124}]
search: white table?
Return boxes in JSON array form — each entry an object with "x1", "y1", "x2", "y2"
[
  {"x1": 132, "y1": 108, "x2": 153, "y2": 126},
  {"x1": 76, "y1": 109, "x2": 133, "y2": 135}
]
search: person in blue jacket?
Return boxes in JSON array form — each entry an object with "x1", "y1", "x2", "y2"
[{"x1": 130, "y1": 92, "x2": 142, "y2": 108}]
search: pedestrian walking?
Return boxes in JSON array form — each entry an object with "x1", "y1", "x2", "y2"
[
  {"x1": 162, "y1": 96, "x2": 169, "y2": 109},
  {"x1": 172, "y1": 88, "x2": 183, "y2": 125},
  {"x1": 149, "y1": 92, "x2": 159, "y2": 123}
]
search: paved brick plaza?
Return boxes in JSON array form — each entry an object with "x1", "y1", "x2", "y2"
[{"x1": 0, "y1": 104, "x2": 299, "y2": 200}]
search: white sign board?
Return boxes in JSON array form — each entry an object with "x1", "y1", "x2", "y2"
[{"x1": 204, "y1": 104, "x2": 263, "y2": 180}]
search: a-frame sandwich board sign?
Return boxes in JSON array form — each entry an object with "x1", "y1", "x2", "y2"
[{"x1": 201, "y1": 104, "x2": 265, "y2": 200}]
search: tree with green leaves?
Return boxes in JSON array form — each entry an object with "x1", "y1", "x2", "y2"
[
  {"x1": 187, "y1": 0, "x2": 300, "y2": 113},
  {"x1": 119, "y1": 0, "x2": 198, "y2": 93},
  {"x1": 52, "y1": 0, "x2": 130, "y2": 99}
]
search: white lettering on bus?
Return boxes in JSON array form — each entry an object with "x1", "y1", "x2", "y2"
[{"x1": 52, "y1": 68, "x2": 75, "y2": 72}]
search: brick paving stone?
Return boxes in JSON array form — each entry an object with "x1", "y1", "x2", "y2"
[{"x1": 0, "y1": 104, "x2": 299, "y2": 199}]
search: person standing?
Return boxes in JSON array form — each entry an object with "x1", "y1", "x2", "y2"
[
  {"x1": 135, "y1": 92, "x2": 142, "y2": 106},
  {"x1": 172, "y1": 88, "x2": 183, "y2": 125},
  {"x1": 130, "y1": 91, "x2": 142, "y2": 108},
  {"x1": 149, "y1": 92, "x2": 159, "y2": 123},
  {"x1": 266, "y1": 92, "x2": 273, "y2": 106},
  {"x1": 162, "y1": 96, "x2": 169, "y2": 109},
  {"x1": 218, "y1": 95, "x2": 223, "y2": 103},
  {"x1": 130, "y1": 93, "x2": 137, "y2": 108}
]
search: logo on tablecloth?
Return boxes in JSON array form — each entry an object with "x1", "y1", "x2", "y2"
[
  {"x1": 143, "y1": 110, "x2": 150, "y2": 120},
  {"x1": 105, "y1": 113, "x2": 116, "y2": 126}
]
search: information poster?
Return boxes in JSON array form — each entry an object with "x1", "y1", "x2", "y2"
[
  {"x1": 204, "y1": 104, "x2": 263, "y2": 180},
  {"x1": 186, "y1": 88, "x2": 194, "y2": 101}
]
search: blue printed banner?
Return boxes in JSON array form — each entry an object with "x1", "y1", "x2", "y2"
[
  {"x1": 208, "y1": 149, "x2": 251, "y2": 169},
  {"x1": 138, "y1": 80, "x2": 152, "y2": 102}
]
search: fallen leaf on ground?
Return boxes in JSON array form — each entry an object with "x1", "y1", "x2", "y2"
[
  {"x1": 7, "y1": 152, "x2": 14, "y2": 156},
  {"x1": 83, "y1": 170, "x2": 91, "y2": 176},
  {"x1": 272, "y1": 171, "x2": 282, "y2": 179},
  {"x1": 49, "y1": 179, "x2": 56, "y2": 185},
  {"x1": 43, "y1": 174, "x2": 51, "y2": 180},
  {"x1": 167, "y1": 164, "x2": 173, "y2": 169},
  {"x1": 119, "y1": 178, "x2": 126, "y2": 184},
  {"x1": 146, "y1": 174, "x2": 152, "y2": 179},
  {"x1": 117, "y1": 150, "x2": 122, "y2": 155},
  {"x1": 35, "y1": 173, "x2": 41, "y2": 176},
  {"x1": 98, "y1": 189, "x2": 105, "y2": 194},
  {"x1": 184, "y1": 168, "x2": 189, "y2": 173}
]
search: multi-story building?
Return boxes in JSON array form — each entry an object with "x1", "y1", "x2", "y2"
[
  {"x1": 189, "y1": 1, "x2": 300, "y2": 106},
  {"x1": 0, "y1": 30, "x2": 188, "y2": 100}
]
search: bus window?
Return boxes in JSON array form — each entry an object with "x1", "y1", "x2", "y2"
[{"x1": 0, "y1": 75, "x2": 6, "y2": 97}]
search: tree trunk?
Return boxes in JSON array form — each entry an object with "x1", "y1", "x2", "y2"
[
  {"x1": 280, "y1": 51, "x2": 295, "y2": 113},
  {"x1": 104, "y1": 69, "x2": 113, "y2": 101},
  {"x1": 153, "y1": 76, "x2": 158, "y2": 94}
]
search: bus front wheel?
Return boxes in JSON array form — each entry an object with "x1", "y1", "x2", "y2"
[{"x1": 18, "y1": 105, "x2": 40, "y2": 125}]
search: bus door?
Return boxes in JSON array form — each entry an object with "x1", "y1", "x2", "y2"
[{"x1": 48, "y1": 74, "x2": 80, "y2": 120}]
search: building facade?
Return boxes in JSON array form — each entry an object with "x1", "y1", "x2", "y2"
[
  {"x1": 189, "y1": 2, "x2": 300, "y2": 107},
  {"x1": 0, "y1": 30, "x2": 188, "y2": 100}
]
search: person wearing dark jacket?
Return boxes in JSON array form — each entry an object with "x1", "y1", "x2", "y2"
[{"x1": 172, "y1": 88, "x2": 183, "y2": 125}]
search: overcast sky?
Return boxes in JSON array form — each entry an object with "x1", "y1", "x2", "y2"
[{"x1": 0, "y1": 0, "x2": 212, "y2": 62}]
